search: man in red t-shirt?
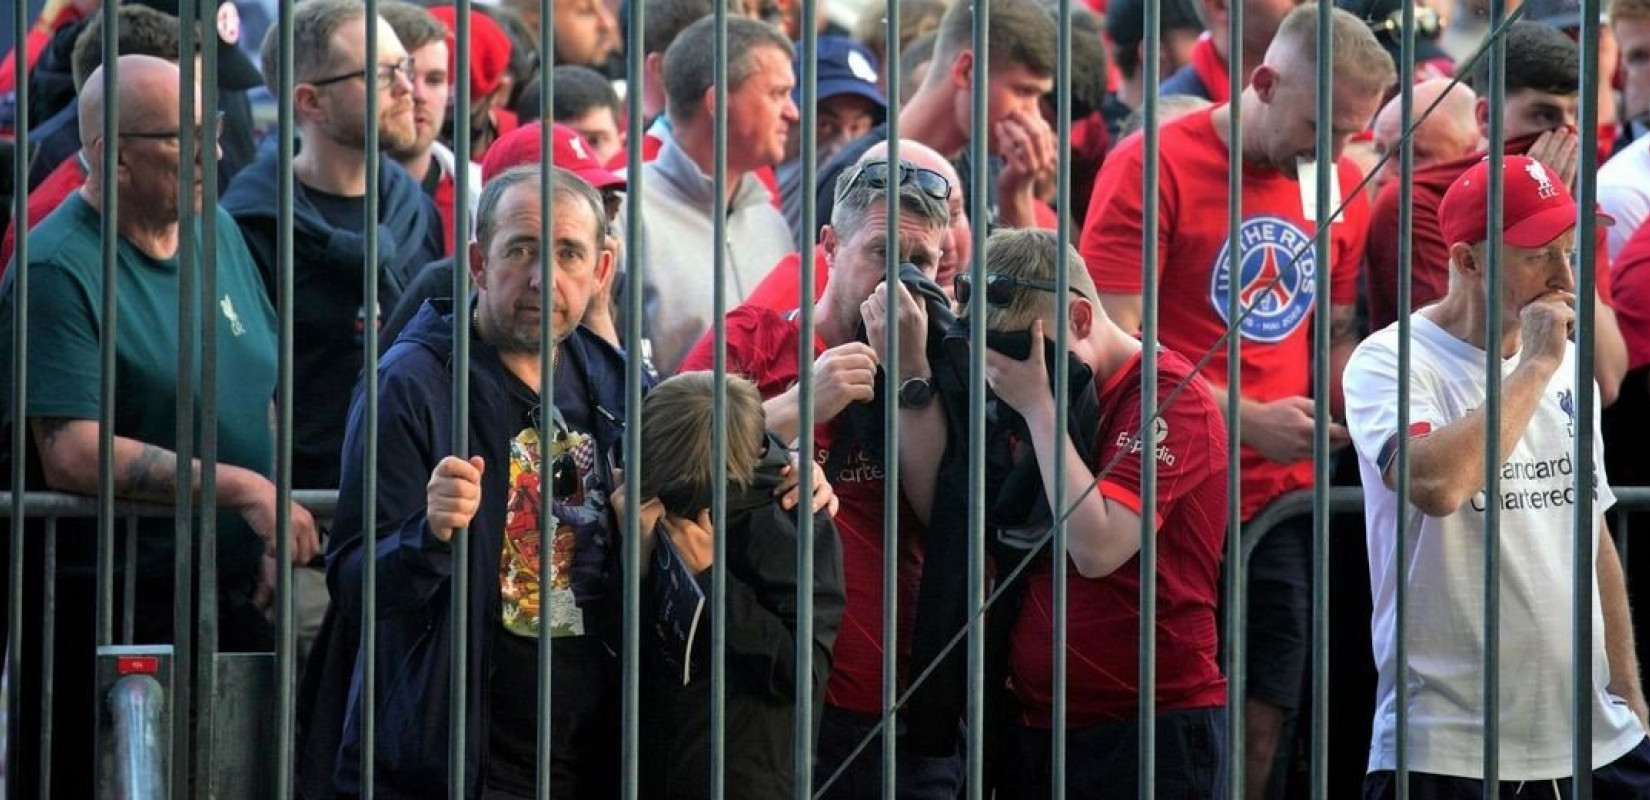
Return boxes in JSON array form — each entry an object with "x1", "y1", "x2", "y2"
[
  {"x1": 679, "y1": 160, "x2": 955, "y2": 796},
  {"x1": 1080, "y1": 6, "x2": 1391, "y2": 797},
  {"x1": 953, "y1": 228, "x2": 1229, "y2": 796},
  {"x1": 1365, "y1": 21, "x2": 1629, "y2": 404}
]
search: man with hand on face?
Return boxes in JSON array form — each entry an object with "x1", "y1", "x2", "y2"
[
  {"x1": 1080, "y1": 6, "x2": 1391, "y2": 797},
  {"x1": 1345, "y1": 155, "x2": 1650, "y2": 798},
  {"x1": 679, "y1": 160, "x2": 961, "y2": 797}
]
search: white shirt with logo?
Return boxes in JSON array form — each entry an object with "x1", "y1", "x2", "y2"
[{"x1": 1344, "y1": 314, "x2": 1643, "y2": 780}]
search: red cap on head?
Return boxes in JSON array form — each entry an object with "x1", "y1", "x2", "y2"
[
  {"x1": 426, "y1": 6, "x2": 511, "y2": 100},
  {"x1": 1438, "y1": 155, "x2": 1612, "y2": 249},
  {"x1": 481, "y1": 122, "x2": 627, "y2": 190}
]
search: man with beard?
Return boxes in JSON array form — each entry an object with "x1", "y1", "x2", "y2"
[
  {"x1": 381, "y1": 0, "x2": 480, "y2": 257},
  {"x1": 224, "y1": 0, "x2": 444, "y2": 493}
]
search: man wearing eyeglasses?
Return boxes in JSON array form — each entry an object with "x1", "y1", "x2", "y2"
[
  {"x1": 0, "y1": 54, "x2": 317, "y2": 798},
  {"x1": 223, "y1": 0, "x2": 444, "y2": 496},
  {"x1": 679, "y1": 158, "x2": 958, "y2": 797},
  {"x1": 954, "y1": 228, "x2": 1229, "y2": 797}
]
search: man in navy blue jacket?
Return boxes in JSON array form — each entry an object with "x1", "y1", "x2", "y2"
[{"x1": 327, "y1": 165, "x2": 623, "y2": 797}]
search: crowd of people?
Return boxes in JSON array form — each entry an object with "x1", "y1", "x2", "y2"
[{"x1": 2, "y1": 0, "x2": 1650, "y2": 796}]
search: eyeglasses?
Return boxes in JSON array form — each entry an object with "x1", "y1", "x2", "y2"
[
  {"x1": 308, "y1": 57, "x2": 416, "y2": 90},
  {"x1": 847, "y1": 160, "x2": 953, "y2": 201},
  {"x1": 118, "y1": 111, "x2": 226, "y2": 143},
  {"x1": 955, "y1": 272, "x2": 1086, "y2": 308},
  {"x1": 1366, "y1": 7, "x2": 1443, "y2": 40}
]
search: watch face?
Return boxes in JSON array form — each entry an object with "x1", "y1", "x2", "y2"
[{"x1": 900, "y1": 378, "x2": 933, "y2": 408}]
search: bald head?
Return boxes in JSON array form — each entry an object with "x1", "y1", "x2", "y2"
[
  {"x1": 1372, "y1": 79, "x2": 1478, "y2": 188},
  {"x1": 860, "y1": 139, "x2": 973, "y2": 292},
  {"x1": 78, "y1": 54, "x2": 185, "y2": 150}
]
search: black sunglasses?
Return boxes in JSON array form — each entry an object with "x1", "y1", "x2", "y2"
[
  {"x1": 956, "y1": 272, "x2": 1083, "y2": 308},
  {"x1": 1367, "y1": 6, "x2": 1443, "y2": 40},
  {"x1": 848, "y1": 160, "x2": 953, "y2": 201}
]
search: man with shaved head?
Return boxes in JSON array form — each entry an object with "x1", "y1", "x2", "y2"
[
  {"x1": 0, "y1": 54, "x2": 316, "y2": 796},
  {"x1": 1369, "y1": 78, "x2": 1479, "y2": 194}
]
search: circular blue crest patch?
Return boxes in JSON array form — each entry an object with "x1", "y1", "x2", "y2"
[{"x1": 1208, "y1": 215, "x2": 1319, "y2": 344}]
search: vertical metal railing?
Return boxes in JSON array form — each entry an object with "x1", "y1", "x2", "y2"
[
  {"x1": 1394, "y1": 2, "x2": 1417, "y2": 797},
  {"x1": 622, "y1": 0, "x2": 647, "y2": 796},
  {"x1": 449, "y1": 3, "x2": 476, "y2": 797},
  {"x1": 1573, "y1": 1, "x2": 1603, "y2": 796},
  {"x1": 964, "y1": 3, "x2": 991, "y2": 799},
  {"x1": 273, "y1": 0, "x2": 299, "y2": 793},
  {"x1": 194, "y1": 0, "x2": 225, "y2": 789},
  {"x1": 1051, "y1": 0, "x2": 1073, "y2": 795},
  {"x1": 533, "y1": 5, "x2": 558, "y2": 800},
  {"x1": 1223, "y1": 0, "x2": 1247, "y2": 795},
  {"x1": 1482, "y1": 0, "x2": 1507, "y2": 791},
  {"x1": 96, "y1": 0, "x2": 122, "y2": 660},
  {"x1": 6, "y1": 0, "x2": 28, "y2": 792},
  {"x1": 793, "y1": 3, "x2": 820, "y2": 799},
  {"x1": 708, "y1": 0, "x2": 732, "y2": 796},
  {"x1": 878, "y1": 0, "x2": 902, "y2": 796},
  {"x1": 171, "y1": 1, "x2": 200, "y2": 792},
  {"x1": 1137, "y1": 0, "x2": 1162, "y2": 791},
  {"x1": 1309, "y1": 4, "x2": 1334, "y2": 798},
  {"x1": 361, "y1": 1, "x2": 383, "y2": 796}
]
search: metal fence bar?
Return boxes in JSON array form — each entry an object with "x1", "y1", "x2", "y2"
[
  {"x1": 965, "y1": 1, "x2": 991, "y2": 797},
  {"x1": 1223, "y1": 0, "x2": 1247, "y2": 792},
  {"x1": 171, "y1": 1, "x2": 200, "y2": 789},
  {"x1": 194, "y1": 0, "x2": 224, "y2": 787},
  {"x1": 450, "y1": 2, "x2": 475, "y2": 796},
  {"x1": 710, "y1": 0, "x2": 731, "y2": 795},
  {"x1": 792, "y1": 2, "x2": 819, "y2": 798},
  {"x1": 38, "y1": 518, "x2": 55, "y2": 799},
  {"x1": 274, "y1": 0, "x2": 299, "y2": 791},
  {"x1": 878, "y1": 0, "x2": 901, "y2": 795},
  {"x1": 361, "y1": 0, "x2": 383, "y2": 795},
  {"x1": 1573, "y1": 0, "x2": 1603, "y2": 793},
  {"x1": 1051, "y1": 0, "x2": 1073, "y2": 794},
  {"x1": 1309, "y1": 4, "x2": 1334, "y2": 797},
  {"x1": 96, "y1": 0, "x2": 122, "y2": 654},
  {"x1": 123, "y1": 518, "x2": 136, "y2": 644},
  {"x1": 6, "y1": 0, "x2": 27, "y2": 785},
  {"x1": 1482, "y1": 0, "x2": 1507, "y2": 789},
  {"x1": 533, "y1": 3, "x2": 557, "y2": 798},
  {"x1": 622, "y1": 0, "x2": 647, "y2": 793},
  {"x1": 1394, "y1": 2, "x2": 1417, "y2": 795},
  {"x1": 1138, "y1": 0, "x2": 1163, "y2": 793}
]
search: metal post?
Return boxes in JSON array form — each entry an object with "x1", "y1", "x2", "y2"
[
  {"x1": 1309, "y1": 3, "x2": 1334, "y2": 797},
  {"x1": 38, "y1": 520, "x2": 56, "y2": 799},
  {"x1": 1223, "y1": 0, "x2": 1247, "y2": 793},
  {"x1": 362, "y1": 1, "x2": 382, "y2": 795},
  {"x1": 1572, "y1": 0, "x2": 1602, "y2": 792},
  {"x1": 109, "y1": 675, "x2": 167, "y2": 799},
  {"x1": 274, "y1": 0, "x2": 299, "y2": 793},
  {"x1": 792, "y1": 1, "x2": 818, "y2": 797},
  {"x1": 709, "y1": 0, "x2": 731, "y2": 796},
  {"x1": 1394, "y1": 1, "x2": 1417, "y2": 796},
  {"x1": 450, "y1": 3, "x2": 475, "y2": 797},
  {"x1": 1051, "y1": 0, "x2": 1073, "y2": 795},
  {"x1": 194, "y1": 0, "x2": 224, "y2": 787},
  {"x1": 622, "y1": 0, "x2": 647, "y2": 794},
  {"x1": 97, "y1": 0, "x2": 122, "y2": 655},
  {"x1": 965, "y1": 1, "x2": 991, "y2": 797},
  {"x1": 534, "y1": 2, "x2": 558, "y2": 798},
  {"x1": 6, "y1": 0, "x2": 28, "y2": 784},
  {"x1": 879, "y1": 1, "x2": 902, "y2": 796},
  {"x1": 1482, "y1": 0, "x2": 1507, "y2": 791},
  {"x1": 171, "y1": 2, "x2": 199, "y2": 790},
  {"x1": 1138, "y1": 0, "x2": 1162, "y2": 792}
]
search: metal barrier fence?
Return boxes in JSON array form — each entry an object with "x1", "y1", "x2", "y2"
[{"x1": 0, "y1": 0, "x2": 1630, "y2": 797}]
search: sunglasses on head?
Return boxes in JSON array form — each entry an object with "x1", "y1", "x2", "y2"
[
  {"x1": 955, "y1": 272, "x2": 1084, "y2": 308},
  {"x1": 1366, "y1": 6, "x2": 1443, "y2": 40},
  {"x1": 848, "y1": 160, "x2": 953, "y2": 202}
]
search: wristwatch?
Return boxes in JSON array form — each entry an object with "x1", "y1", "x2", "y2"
[{"x1": 897, "y1": 376, "x2": 935, "y2": 409}]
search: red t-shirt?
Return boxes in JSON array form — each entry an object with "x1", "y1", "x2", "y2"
[
  {"x1": 1079, "y1": 106, "x2": 1366, "y2": 522},
  {"x1": 678, "y1": 305, "x2": 926, "y2": 715},
  {"x1": 1009, "y1": 347, "x2": 1229, "y2": 727},
  {"x1": 1, "y1": 152, "x2": 86, "y2": 276},
  {"x1": 1365, "y1": 138, "x2": 1614, "y2": 332},
  {"x1": 742, "y1": 251, "x2": 830, "y2": 314},
  {"x1": 434, "y1": 166, "x2": 459, "y2": 257},
  {"x1": 1610, "y1": 222, "x2": 1650, "y2": 371}
]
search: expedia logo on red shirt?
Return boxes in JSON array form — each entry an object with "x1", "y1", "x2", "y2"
[{"x1": 1208, "y1": 216, "x2": 1318, "y2": 344}]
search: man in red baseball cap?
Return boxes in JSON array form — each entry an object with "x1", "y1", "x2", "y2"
[{"x1": 1344, "y1": 155, "x2": 1650, "y2": 798}]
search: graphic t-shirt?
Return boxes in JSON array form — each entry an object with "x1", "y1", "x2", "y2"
[
  {"x1": 1079, "y1": 106, "x2": 1366, "y2": 521},
  {"x1": 679, "y1": 305, "x2": 926, "y2": 716},
  {"x1": 1343, "y1": 315, "x2": 1641, "y2": 779},
  {"x1": 1009, "y1": 348, "x2": 1229, "y2": 726}
]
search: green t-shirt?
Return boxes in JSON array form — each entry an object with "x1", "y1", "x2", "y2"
[{"x1": 0, "y1": 193, "x2": 278, "y2": 580}]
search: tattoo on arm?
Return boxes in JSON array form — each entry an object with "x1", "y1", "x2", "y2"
[{"x1": 119, "y1": 444, "x2": 181, "y2": 503}]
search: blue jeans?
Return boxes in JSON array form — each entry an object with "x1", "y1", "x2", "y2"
[
  {"x1": 1363, "y1": 737, "x2": 1650, "y2": 799},
  {"x1": 812, "y1": 705, "x2": 964, "y2": 799},
  {"x1": 993, "y1": 707, "x2": 1228, "y2": 800}
]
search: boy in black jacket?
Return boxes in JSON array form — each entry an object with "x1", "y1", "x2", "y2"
[{"x1": 635, "y1": 371, "x2": 847, "y2": 799}]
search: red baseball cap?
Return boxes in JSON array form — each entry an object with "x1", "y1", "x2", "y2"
[
  {"x1": 1438, "y1": 155, "x2": 1612, "y2": 249},
  {"x1": 426, "y1": 6, "x2": 512, "y2": 100},
  {"x1": 481, "y1": 122, "x2": 628, "y2": 191}
]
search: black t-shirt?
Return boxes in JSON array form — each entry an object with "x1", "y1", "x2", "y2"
[
  {"x1": 305, "y1": 186, "x2": 369, "y2": 235},
  {"x1": 486, "y1": 359, "x2": 616, "y2": 793}
]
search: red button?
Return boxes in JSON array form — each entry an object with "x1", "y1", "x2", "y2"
[{"x1": 116, "y1": 656, "x2": 159, "y2": 675}]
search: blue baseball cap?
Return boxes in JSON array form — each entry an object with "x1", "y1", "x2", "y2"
[{"x1": 794, "y1": 36, "x2": 887, "y2": 117}]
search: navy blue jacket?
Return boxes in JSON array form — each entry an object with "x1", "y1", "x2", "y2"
[{"x1": 324, "y1": 298, "x2": 631, "y2": 797}]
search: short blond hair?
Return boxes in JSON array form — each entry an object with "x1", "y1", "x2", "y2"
[
  {"x1": 963, "y1": 229, "x2": 1101, "y2": 332},
  {"x1": 639, "y1": 372, "x2": 767, "y2": 514},
  {"x1": 1272, "y1": 3, "x2": 1397, "y2": 96}
]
